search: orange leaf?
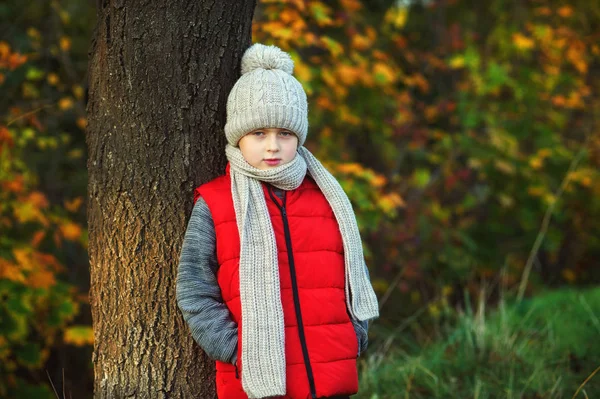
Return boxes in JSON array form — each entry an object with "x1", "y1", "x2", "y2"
[
  {"x1": 64, "y1": 197, "x2": 84, "y2": 213},
  {"x1": 340, "y1": 0, "x2": 362, "y2": 12},
  {"x1": 28, "y1": 268, "x2": 56, "y2": 289},
  {"x1": 512, "y1": 33, "x2": 535, "y2": 50},
  {"x1": 557, "y1": 6, "x2": 573, "y2": 18},
  {"x1": 0, "y1": 259, "x2": 25, "y2": 283},
  {"x1": 60, "y1": 222, "x2": 82, "y2": 241},
  {"x1": 32, "y1": 231, "x2": 46, "y2": 247},
  {"x1": 28, "y1": 191, "x2": 49, "y2": 209}
]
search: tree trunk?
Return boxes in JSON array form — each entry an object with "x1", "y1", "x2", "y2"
[{"x1": 86, "y1": 1, "x2": 256, "y2": 397}]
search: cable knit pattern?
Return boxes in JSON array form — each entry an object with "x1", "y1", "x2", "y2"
[
  {"x1": 226, "y1": 144, "x2": 379, "y2": 398},
  {"x1": 225, "y1": 44, "x2": 308, "y2": 147}
]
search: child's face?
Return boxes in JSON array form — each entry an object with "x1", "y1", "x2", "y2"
[{"x1": 238, "y1": 127, "x2": 299, "y2": 170}]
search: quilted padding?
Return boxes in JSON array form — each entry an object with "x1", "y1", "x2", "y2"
[{"x1": 195, "y1": 163, "x2": 358, "y2": 399}]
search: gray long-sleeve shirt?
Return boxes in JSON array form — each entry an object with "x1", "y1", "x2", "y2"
[{"x1": 176, "y1": 188, "x2": 370, "y2": 365}]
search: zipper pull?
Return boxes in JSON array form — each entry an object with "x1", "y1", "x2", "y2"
[{"x1": 282, "y1": 206, "x2": 287, "y2": 217}]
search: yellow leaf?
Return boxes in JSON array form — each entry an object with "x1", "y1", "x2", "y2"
[
  {"x1": 47, "y1": 73, "x2": 59, "y2": 85},
  {"x1": 449, "y1": 55, "x2": 465, "y2": 69},
  {"x1": 373, "y1": 62, "x2": 397, "y2": 84},
  {"x1": 494, "y1": 159, "x2": 516, "y2": 175},
  {"x1": 59, "y1": 36, "x2": 71, "y2": 52},
  {"x1": 13, "y1": 248, "x2": 34, "y2": 272},
  {"x1": 58, "y1": 97, "x2": 74, "y2": 110},
  {"x1": 351, "y1": 34, "x2": 371, "y2": 51},
  {"x1": 512, "y1": 33, "x2": 535, "y2": 50},
  {"x1": 72, "y1": 85, "x2": 84, "y2": 99},
  {"x1": 14, "y1": 203, "x2": 45, "y2": 225},
  {"x1": 64, "y1": 326, "x2": 94, "y2": 347},
  {"x1": 337, "y1": 163, "x2": 364, "y2": 175},
  {"x1": 385, "y1": 7, "x2": 408, "y2": 29},
  {"x1": 529, "y1": 157, "x2": 543, "y2": 169},
  {"x1": 544, "y1": 193, "x2": 556, "y2": 206}
]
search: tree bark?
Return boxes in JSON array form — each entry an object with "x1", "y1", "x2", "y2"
[{"x1": 86, "y1": 1, "x2": 256, "y2": 397}]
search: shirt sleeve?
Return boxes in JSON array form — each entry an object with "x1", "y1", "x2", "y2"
[
  {"x1": 351, "y1": 259, "x2": 372, "y2": 357},
  {"x1": 176, "y1": 196, "x2": 239, "y2": 364}
]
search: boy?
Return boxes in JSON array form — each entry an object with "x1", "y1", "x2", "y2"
[{"x1": 176, "y1": 43, "x2": 379, "y2": 399}]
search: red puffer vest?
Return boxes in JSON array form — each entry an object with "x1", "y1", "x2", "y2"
[{"x1": 194, "y1": 163, "x2": 359, "y2": 399}]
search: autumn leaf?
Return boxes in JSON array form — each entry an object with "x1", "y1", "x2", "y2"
[
  {"x1": 60, "y1": 222, "x2": 82, "y2": 241},
  {"x1": 28, "y1": 268, "x2": 56, "y2": 289},
  {"x1": 529, "y1": 157, "x2": 543, "y2": 169},
  {"x1": 0, "y1": 259, "x2": 25, "y2": 283},
  {"x1": 385, "y1": 6, "x2": 408, "y2": 29},
  {"x1": 309, "y1": 2, "x2": 333, "y2": 27},
  {"x1": 59, "y1": 37, "x2": 71, "y2": 52},
  {"x1": 64, "y1": 326, "x2": 94, "y2": 347},
  {"x1": 340, "y1": 0, "x2": 362, "y2": 12},
  {"x1": 47, "y1": 73, "x2": 59, "y2": 85},
  {"x1": 64, "y1": 197, "x2": 84, "y2": 213},
  {"x1": 76, "y1": 117, "x2": 87, "y2": 130},
  {"x1": 449, "y1": 55, "x2": 465, "y2": 69},
  {"x1": 58, "y1": 97, "x2": 74, "y2": 110},
  {"x1": 512, "y1": 33, "x2": 535, "y2": 50},
  {"x1": 373, "y1": 62, "x2": 397, "y2": 84},
  {"x1": 557, "y1": 6, "x2": 573, "y2": 18}
]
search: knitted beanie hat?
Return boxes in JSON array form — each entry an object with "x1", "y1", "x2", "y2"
[{"x1": 224, "y1": 43, "x2": 308, "y2": 147}]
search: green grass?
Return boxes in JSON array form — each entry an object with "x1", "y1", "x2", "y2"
[{"x1": 358, "y1": 287, "x2": 600, "y2": 399}]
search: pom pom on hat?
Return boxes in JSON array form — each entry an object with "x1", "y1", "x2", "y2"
[
  {"x1": 241, "y1": 43, "x2": 294, "y2": 75},
  {"x1": 225, "y1": 43, "x2": 308, "y2": 147}
]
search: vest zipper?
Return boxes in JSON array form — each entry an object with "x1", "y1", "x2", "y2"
[{"x1": 267, "y1": 186, "x2": 317, "y2": 399}]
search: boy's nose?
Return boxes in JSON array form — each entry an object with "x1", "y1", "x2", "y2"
[{"x1": 266, "y1": 135, "x2": 279, "y2": 152}]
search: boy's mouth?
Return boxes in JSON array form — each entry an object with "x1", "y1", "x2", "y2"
[{"x1": 264, "y1": 158, "x2": 281, "y2": 166}]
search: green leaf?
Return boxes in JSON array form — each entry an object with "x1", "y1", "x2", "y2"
[
  {"x1": 414, "y1": 168, "x2": 430, "y2": 187},
  {"x1": 15, "y1": 343, "x2": 42, "y2": 367},
  {"x1": 25, "y1": 67, "x2": 44, "y2": 81}
]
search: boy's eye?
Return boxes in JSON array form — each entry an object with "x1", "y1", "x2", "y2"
[
  {"x1": 252, "y1": 131, "x2": 265, "y2": 136},
  {"x1": 280, "y1": 131, "x2": 292, "y2": 136}
]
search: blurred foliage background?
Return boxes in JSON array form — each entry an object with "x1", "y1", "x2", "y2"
[{"x1": 1, "y1": 0, "x2": 599, "y2": 397}]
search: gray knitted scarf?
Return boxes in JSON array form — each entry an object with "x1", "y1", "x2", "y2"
[{"x1": 225, "y1": 144, "x2": 379, "y2": 398}]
